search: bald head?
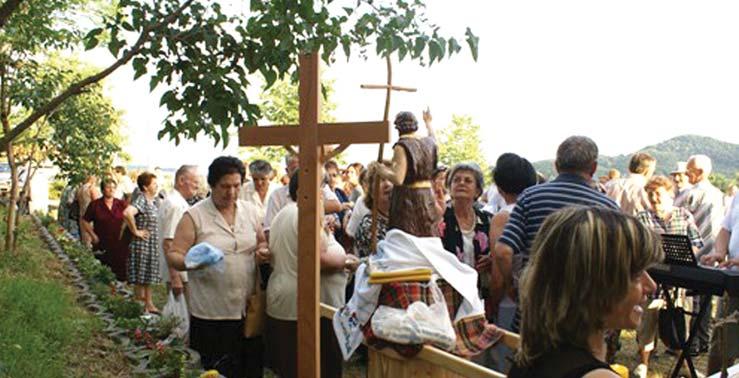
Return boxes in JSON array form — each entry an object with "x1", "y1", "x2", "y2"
[{"x1": 174, "y1": 165, "x2": 199, "y2": 199}]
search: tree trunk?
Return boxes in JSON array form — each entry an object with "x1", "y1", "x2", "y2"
[
  {"x1": 3, "y1": 127, "x2": 18, "y2": 253},
  {"x1": 1, "y1": 61, "x2": 17, "y2": 253}
]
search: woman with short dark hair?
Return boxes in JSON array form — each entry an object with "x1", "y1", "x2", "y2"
[
  {"x1": 123, "y1": 172, "x2": 161, "y2": 313},
  {"x1": 81, "y1": 177, "x2": 130, "y2": 281},
  {"x1": 509, "y1": 207, "x2": 662, "y2": 378},
  {"x1": 167, "y1": 156, "x2": 268, "y2": 378}
]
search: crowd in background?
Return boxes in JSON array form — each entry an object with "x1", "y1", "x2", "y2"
[{"x1": 54, "y1": 127, "x2": 739, "y2": 377}]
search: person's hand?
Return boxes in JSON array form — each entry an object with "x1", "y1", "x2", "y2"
[
  {"x1": 134, "y1": 229, "x2": 150, "y2": 240},
  {"x1": 171, "y1": 283, "x2": 184, "y2": 297},
  {"x1": 700, "y1": 252, "x2": 724, "y2": 266},
  {"x1": 344, "y1": 254, "x2": 360, "y2": 272},
  {"x1": 719, "y1": 257, "x2": 739, "y2": 269},
  {"x1": 90, "y1": 233, "x2": 100, "y2": 245},
  {"x1": 341, "y1": 202, "x2": 353, "y2": 211},
  {"x1": 256, "y1": 245, "x2": 271, "y2": 264},
  {"x1": 422, "y1": 107, "x2": 432, "y2": 124},
  {"x1": 475, "y1": 254, "x2": 492, "y2": 271}
]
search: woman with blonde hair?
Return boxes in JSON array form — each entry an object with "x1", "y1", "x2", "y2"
[{"x1": 509, "y1": 207, "x2": 663, "y2": 378}]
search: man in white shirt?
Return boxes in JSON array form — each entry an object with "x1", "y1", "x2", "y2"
[
  {"x1": 240, "y1": 159, "x2": 275, "y2": 220},
  {"x1": 682, "y1": 154, "x2": 725, "y2": 354},
  {"x1": 263, "y1": 153, "x2": 341, "y2": 238},
  {"x1": 702, "y1": 194, "x2": 739, "y2": 374},
  {"x1": 158, "y1": 165, "x2": 199, "y2": 297}
]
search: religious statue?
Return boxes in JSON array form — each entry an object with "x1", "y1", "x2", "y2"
[{"x1": 376, "y1": 109, "x2": 441, "y2": 237}]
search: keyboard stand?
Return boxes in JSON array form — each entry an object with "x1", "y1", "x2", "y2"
[{"x1": 661, "y1": 286, "x2": 710, "y2": 378}]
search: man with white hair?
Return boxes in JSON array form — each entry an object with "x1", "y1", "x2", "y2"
[
  {"x1": 158, "y1": 165, "x2": 200, "y2": 298},
  {"x1": 683, "y1": 154, "x2": 725, "y2": 355}
]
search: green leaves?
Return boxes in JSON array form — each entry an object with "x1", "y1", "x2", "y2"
[
  {"x1": 83, "y1": 28, "x2": 103, "y2": 50},
  {"x1": 131, "y1": 57, "x2": 147, "y2": 79},
  {"x1": 465, "y1": 27, "x2": 479, "y2": 61}
]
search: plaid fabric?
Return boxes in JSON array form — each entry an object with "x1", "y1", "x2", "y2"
[
  {"x1": 636, "y1": 207, "x2": 704, "y2": 248},
  {"x1": 362, "y1": 279, "x2": 502, "y2": 358}
]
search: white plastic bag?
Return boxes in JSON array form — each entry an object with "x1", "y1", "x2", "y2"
[
  {"x1": 162, "y1": 292, "x2": 189, "y2": 339},
  {"x1": 370, "y1": 280, "x2": 456, "y2": 351}
]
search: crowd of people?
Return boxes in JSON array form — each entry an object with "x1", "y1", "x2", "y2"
[{"x1": 54, "y1": 111, "x2": 739, "y2": 378}]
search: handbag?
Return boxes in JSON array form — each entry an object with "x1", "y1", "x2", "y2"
[{"x1": 244, "y1": 265, "x2": 266, "y2": 338}]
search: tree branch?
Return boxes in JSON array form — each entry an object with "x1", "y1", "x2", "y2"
[
  {"x1": 0, "y1": 0, "x2": 195, "y2": 151},
  {"x1": 0, "y1": 0, "x2": 24, "y2": 30}
]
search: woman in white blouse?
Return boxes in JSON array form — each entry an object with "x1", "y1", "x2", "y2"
[{"x1": 168, "y1": 156, "x2": 269, "y2": 378}]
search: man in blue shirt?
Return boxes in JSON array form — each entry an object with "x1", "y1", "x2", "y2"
[{"x1": 491, "y1": 136, "x2": 619, "y2": 331}]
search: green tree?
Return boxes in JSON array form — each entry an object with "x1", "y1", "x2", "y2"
[
  {"x1": 2, "y1": 53, "x2": 123, "y2": 251},
  {"x1": 0, "y1": 0, "x2": 478, "y2": 250},
  {"x1": 437, "y1": 114, "x2": 489, "y2": 174},
  {"x1": 0, "y1": 0, "x2": 478, "y2": 151}
]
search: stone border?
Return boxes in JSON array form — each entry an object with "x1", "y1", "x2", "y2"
[{"x1": 30, "y1": 215, "x2": 201, "y2": 376}]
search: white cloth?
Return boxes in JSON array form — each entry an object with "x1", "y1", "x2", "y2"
[
  {"x1": 333, "y1": 229, "x2": 485, "y2": 359},
  {"x1": 345, "y1": 195, "x2": 370, "y2": 238},
  {"x1": 157, "y1": 190, "x2": 190, "y2": 283},
  {"x1": 723, "y1": 195, "x2": 739, "y2": 271}
]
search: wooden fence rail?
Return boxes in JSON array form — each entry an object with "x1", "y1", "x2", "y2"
[{"x1": 319, "y1": 303, "x2": 520, "y2": 378}]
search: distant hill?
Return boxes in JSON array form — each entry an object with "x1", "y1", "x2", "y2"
[{"x1": 533, "y1": 135, "x2": 739, "y2": 180}]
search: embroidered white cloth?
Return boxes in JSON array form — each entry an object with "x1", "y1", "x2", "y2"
[{"x1": 333, "y1": 229, "x2": 486, "y2": 360}]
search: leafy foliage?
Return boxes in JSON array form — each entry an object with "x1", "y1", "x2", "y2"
[
  {"x1": 80, "y1": 0, "x2": 479, "y2": 147},
  {"x1": 437, "y1": 114, "x2": 489, "y2": 174},
  {"x1": 8, "y1": 56, "x2": 123, "y2": 185}
]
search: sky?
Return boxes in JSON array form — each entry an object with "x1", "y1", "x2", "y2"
[{"x1": 87, "y1": 1, "x2": 739, "y2": 173}]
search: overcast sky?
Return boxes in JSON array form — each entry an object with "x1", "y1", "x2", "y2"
[{"x1": 91, "y1": 0, "x2": 739, "y2": 172}]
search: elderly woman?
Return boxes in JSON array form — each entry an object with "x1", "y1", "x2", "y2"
[
  {"x1": 509, "y1": 207, "x2": 662, "y2": 377},
  {"x1": 375, "y1": 109, "x2": 439, "y2": 237},
  {"x1": 354, "y1": 161, "x2": 394, "y2": 258},
  {"x1": 81, "y1": 177, "x2": 130, "y2": 282},
  {"x1": 167, "y1": 156, "x2": 268, "y2": 378},
  {"x1": 633, "y1": 175, "x2": 703, "y2": 377},
  {"x1": 123, "y1": 172, "x2": 161, "y2": 313},
  {"x1": 265, "y1": 170, "x2": 357, "y2": 378},
  {"x1": 440, "y1": 163, "x2": 490, "y2": 269},
  {"x1": 239, "y1": 159, "x2": 274, "y2": 219}
]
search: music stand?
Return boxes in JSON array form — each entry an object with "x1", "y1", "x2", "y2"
[
  {"x1": 658, "y1": 233, "x2": 705, "y2": 378},
  {"x1": 661, "y1": 234, "x2": 698, "y2": 267}
]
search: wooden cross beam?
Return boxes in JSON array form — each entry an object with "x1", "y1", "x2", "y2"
[
  {"x1": 239, "y1": 53, "x2": 389, "y2": 378},
  {"x1": 361, "y1": 56, "x2": 417, "y2": 253}
]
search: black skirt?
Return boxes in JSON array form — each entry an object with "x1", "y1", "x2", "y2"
[{"x1": 190, "y1": 316, "x2": 263, "y2": 378}]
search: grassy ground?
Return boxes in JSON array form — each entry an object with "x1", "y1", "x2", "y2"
[
  {"x1": 0, "y1": 209, "x2": 130, "y2": 378},
  {"x1": 614, "y1": 329, "x2": 709, "y2": 378}
]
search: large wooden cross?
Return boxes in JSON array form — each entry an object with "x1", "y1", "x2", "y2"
[{"x1": 239, "y1": 53, "x2": 389, "y2": 378}]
